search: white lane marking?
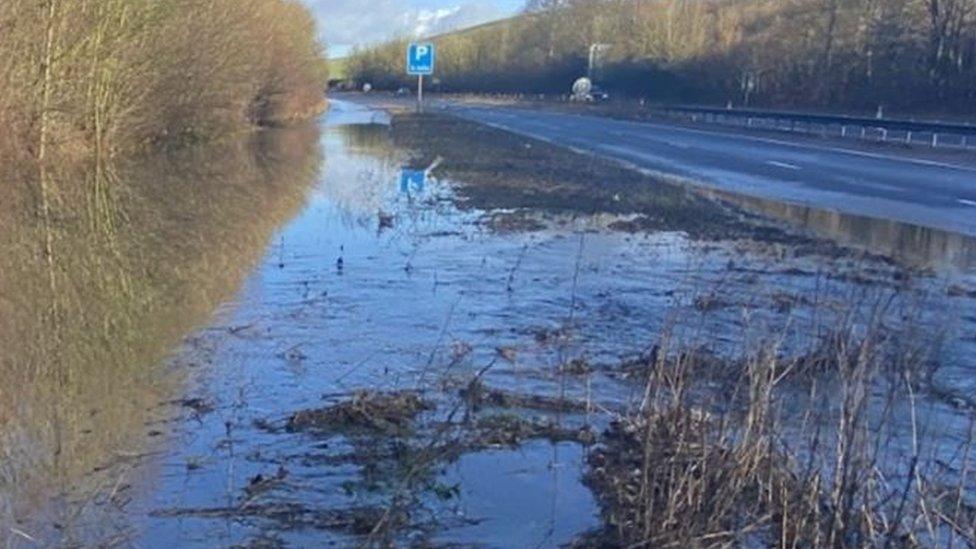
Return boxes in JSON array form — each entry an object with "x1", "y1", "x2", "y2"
[
  {"x1": 766, "y1": 160, "x2": 802, "y2": 170},
  {"x1": 959, "y1": 198, "x2": 976, "y2": 207}
]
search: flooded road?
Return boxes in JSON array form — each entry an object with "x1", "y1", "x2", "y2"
[{"x1": 3, "y1": 100, "x2": 976, "y2": 546}]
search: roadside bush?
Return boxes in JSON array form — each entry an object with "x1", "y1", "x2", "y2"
[{"x1": 0, "y1": 0, "x2": 328, "y2": 165}]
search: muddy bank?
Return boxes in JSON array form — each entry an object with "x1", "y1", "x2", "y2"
[
  {"x1": 391, "y1": 113, "x2": 976, "y2": 277},
  {"x1": 391, "y1": 113, "x2": 755, "y2": 240}
]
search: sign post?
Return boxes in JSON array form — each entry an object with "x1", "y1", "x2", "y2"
[{"x1": 407, "y1": 42, "x2": 435, "y2": 113}]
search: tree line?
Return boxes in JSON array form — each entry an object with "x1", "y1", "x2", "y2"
[
  {"x1": 347, "y1": 0, "x2": 976, "y2": 116},
  {"x1": 0, "y1": 0, "x2": 328, "y2": 172}
]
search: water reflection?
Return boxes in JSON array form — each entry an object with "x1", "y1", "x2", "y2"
[
  {"x1": 709, "y1": 189, "x2": 976, "y2": 273},
  {"x1": 0, "y1": 125, "x2": 322, "y2": 540}
]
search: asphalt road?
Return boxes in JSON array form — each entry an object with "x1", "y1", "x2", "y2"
[{"x1": 434, "y1": 102, "x2": 976, "y2": 237}]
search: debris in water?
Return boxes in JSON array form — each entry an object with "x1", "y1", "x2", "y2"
[
  {"x1": 495, "y1": 346, "x2": 518, "y2": 363},
  {"x1": 172, "y1": 397, "x2": 215, "y2": 416},
  {"x1": 470, "y1": 414, "x2": 594, "y2": 447},
  {"x1": 460, "y1": 380, "x2": 593, "y2": 413},
  {"x1": 558, "y1": 357, "x2": 591, "y2": 375},
  {"x1": 151, "y1": 503, "x2": 402, "y2": 535},
  {"x1": 285, "y1": 390, "x2": 434, "y2": 435}
]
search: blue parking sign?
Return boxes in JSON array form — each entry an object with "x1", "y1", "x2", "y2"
[{"x1": 407, "y1": 43, "x2": 435, "y2": 75}]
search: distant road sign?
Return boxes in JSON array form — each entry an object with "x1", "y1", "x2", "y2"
[{"x1": 407, "y1": 43, "x2": 435, "y2": 75}]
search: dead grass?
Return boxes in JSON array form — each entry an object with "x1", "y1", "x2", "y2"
[{"x1": 582, "y1": 307, "x2": 975, "y2": 547}]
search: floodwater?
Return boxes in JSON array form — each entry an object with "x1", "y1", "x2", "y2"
[{"x1": 2, "y1": 100, "x2": 976, "y2": 546}]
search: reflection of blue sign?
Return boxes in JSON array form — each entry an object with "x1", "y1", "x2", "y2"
[
  {"x1": 407, "y1": 43, "x2": 435, "y2": 75},
  {"x1": 399, "y1": 169, "x2": 426, "y2": 193}
]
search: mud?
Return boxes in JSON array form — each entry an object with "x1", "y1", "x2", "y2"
[
  {"x1": 392, "y1": 114, "x2": 751, "y2": 241},
  {"x1": 390, "y1": 113, "x2": 899, "y2": 268}
]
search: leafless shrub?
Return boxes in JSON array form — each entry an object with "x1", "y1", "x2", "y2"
[
  {"x1": 585, "y1": 299, "x2": 974, "y2": 547},
  {"x1": 0, "y1": 0, "x2": 327, "y2": 171}
]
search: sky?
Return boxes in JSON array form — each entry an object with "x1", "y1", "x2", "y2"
[{"x1": 302, "y1": 0, "x2": 524, "y2": 58}]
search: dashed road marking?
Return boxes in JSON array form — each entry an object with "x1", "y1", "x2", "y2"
[
  {"x1": 765, "y1": 160, "x2": 802, "y2": 170},
  {"x1": 958, "y1": 198, "x2": 976, "y2": 207}
]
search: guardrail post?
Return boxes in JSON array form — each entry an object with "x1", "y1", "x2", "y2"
[
  {"x1": 906, "y1": 131, "x2": 913, "y2": 144},
  {"x1": 860, "y1": 127, "x2": 867, "y2": 139},
  {"x1": 881, "y1": 128, "x2": 888, "y2": 142},
  {"x1": 931, "y1": 133, "x2": 939, "y2": 147},
  {"x1": 841, "y1": 125, "x2": 847, "y2": 138}
]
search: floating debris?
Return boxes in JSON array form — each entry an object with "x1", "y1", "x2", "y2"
[
  {"x1": 471, "y1": 414, "x2": 594, "y2": 447},
  {"x1": 286, "y1": 390, "x2": 434, "y2": 435},
  {"x1": 460, "y1": 380, "x2": 593, "y2": 413},
  {"x1": 495, "y1": 346, "x2": 519, "y2": 363},
  {"x1": 558, "y1": 357, "x2": 591, "y2": 375},
  {"x1": 172, "y1": 397, "x2": 215, "y2": 416}
]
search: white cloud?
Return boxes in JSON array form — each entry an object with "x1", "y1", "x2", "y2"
[
  {"x1": 303, "y1": 1, "x2": 509, "y2": 57},
  {"x1": 413, "y1": 7, "x2": 461, "y2": 37},
  {"x1": 415, "y1": 4, "x2": 502, "y2": 37}
]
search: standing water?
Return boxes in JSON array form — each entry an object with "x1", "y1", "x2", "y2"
[{"x1": 2, "y1": 100, "x2": 975, "y2": 546}]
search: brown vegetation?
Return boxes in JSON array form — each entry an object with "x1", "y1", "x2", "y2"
[
  {"x1": 0, "y1": 0, "x2": 327, "y2": 169},
  {"x1": 348, "y1": 0, "x2": 976, "y2": 115},
  {"x1": 585, "y1": 317, "x2": 975, "y2": 547}
]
